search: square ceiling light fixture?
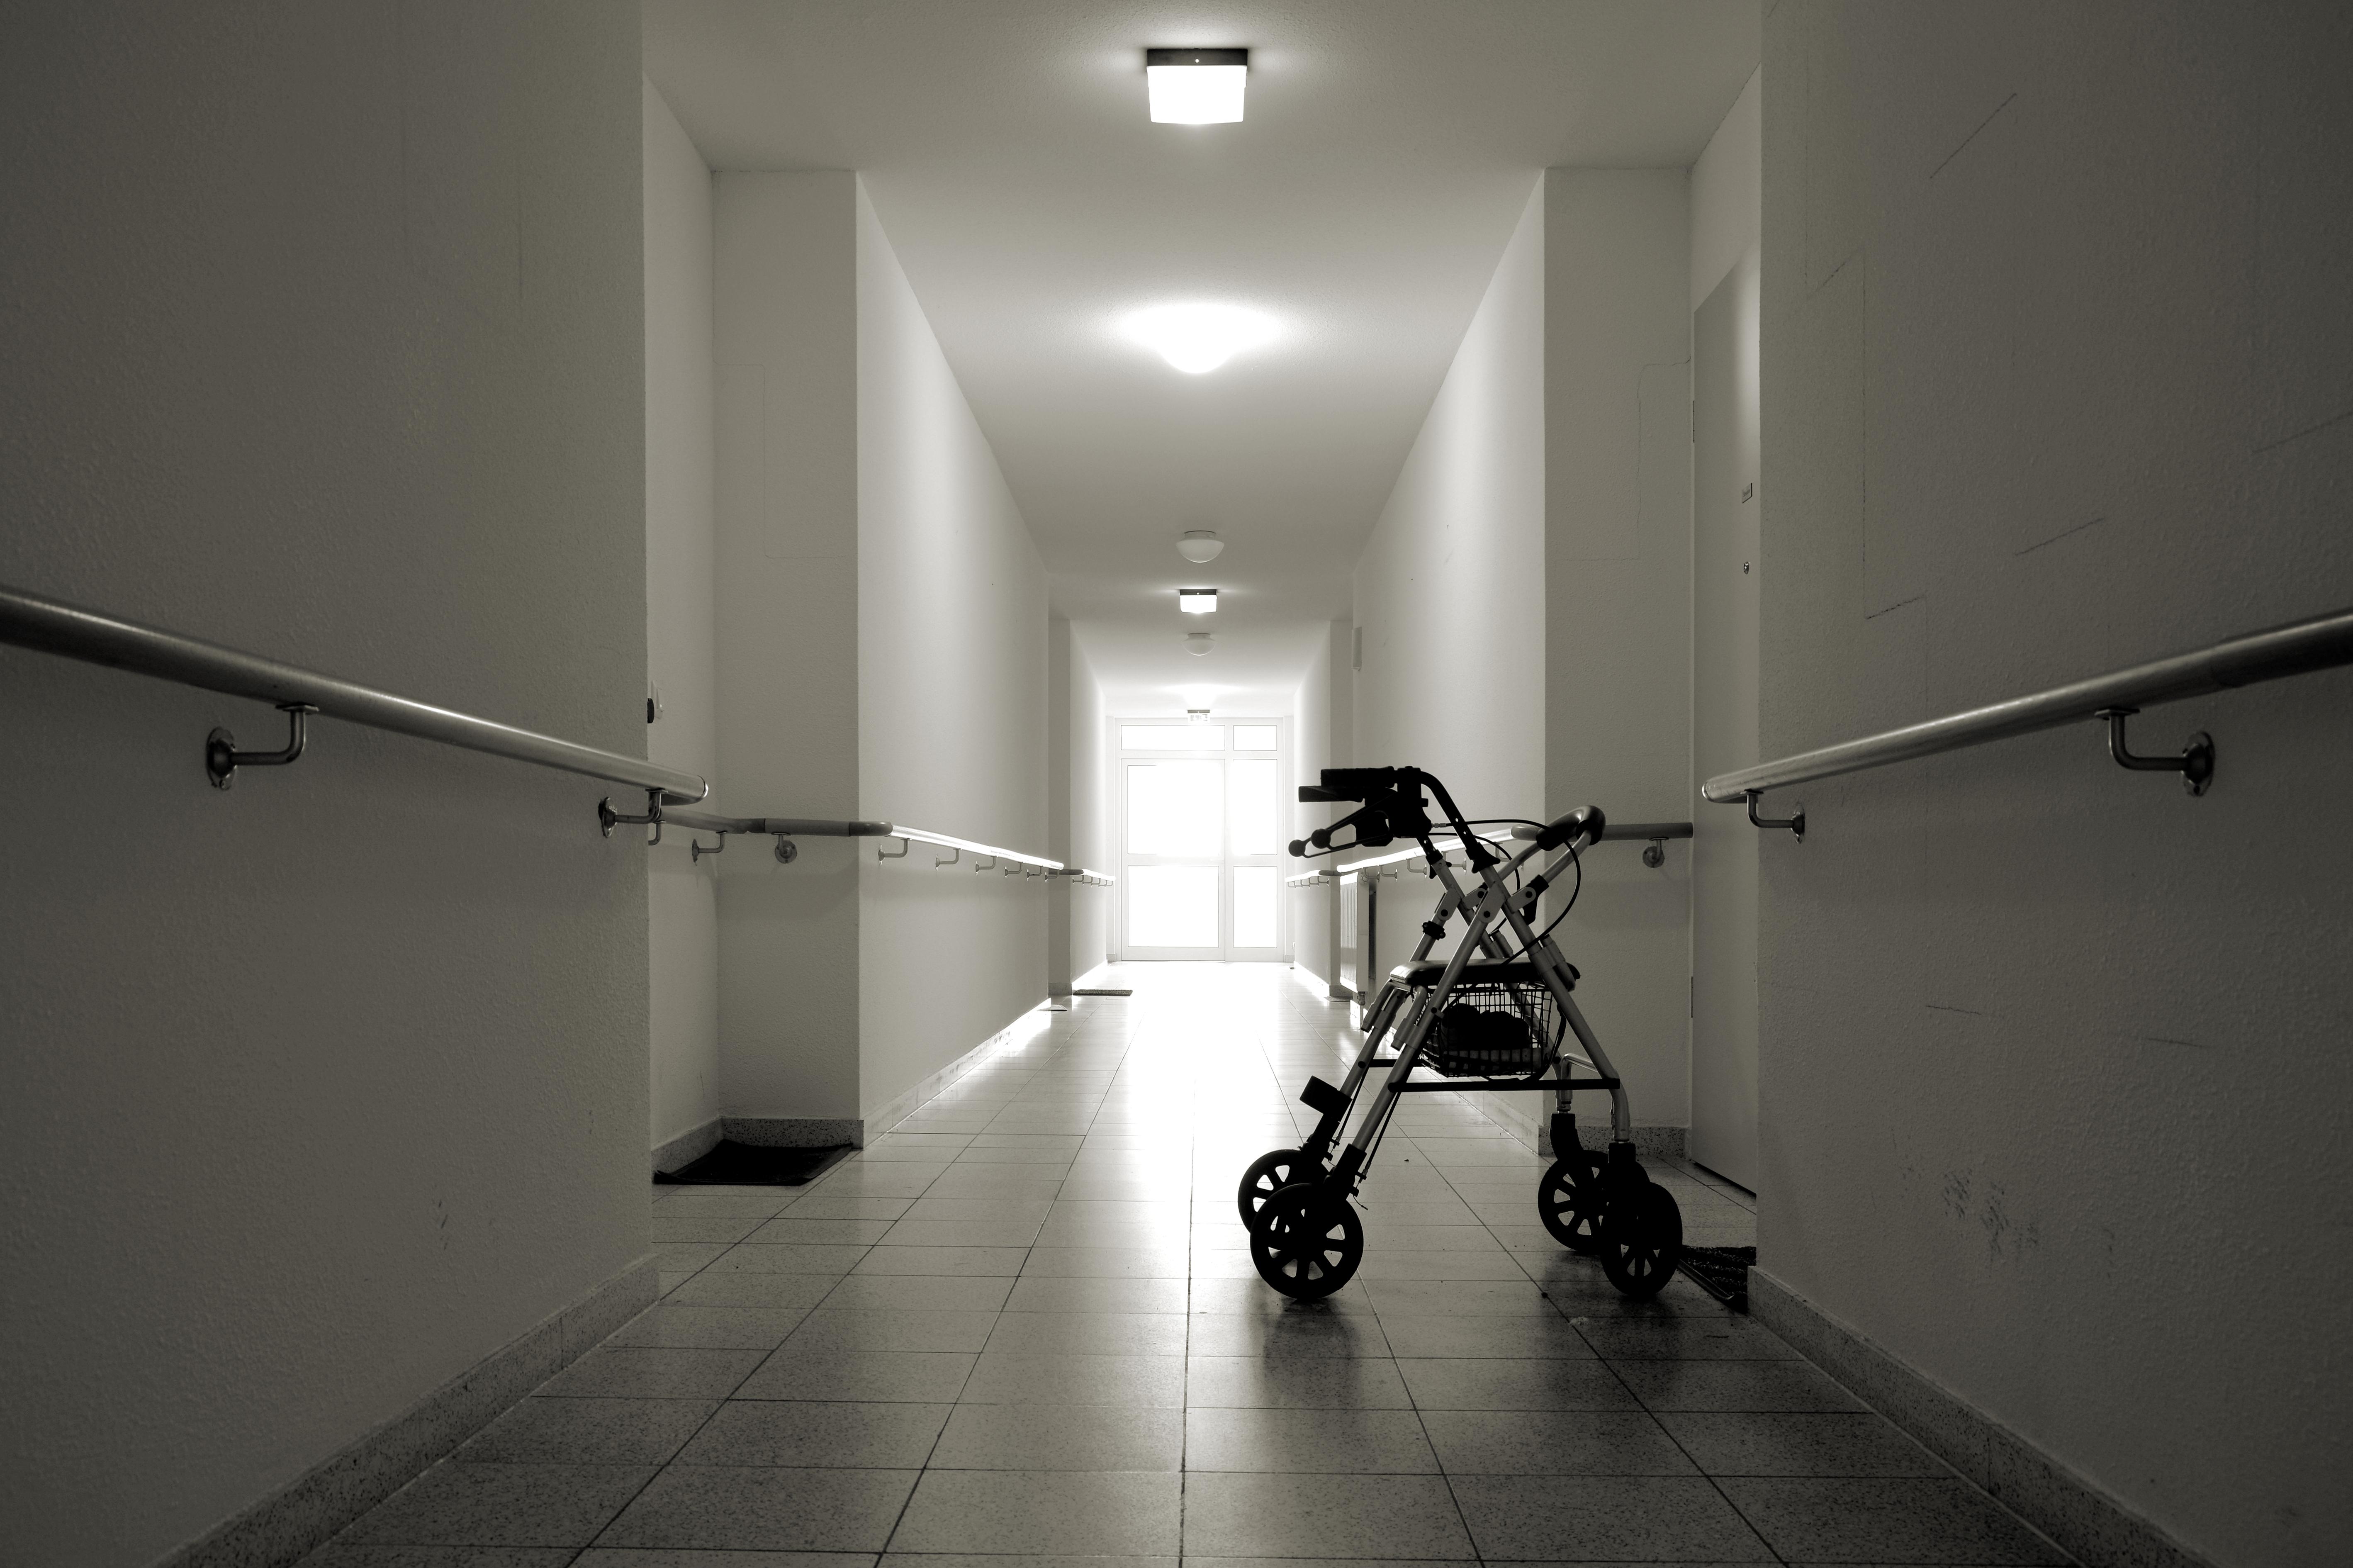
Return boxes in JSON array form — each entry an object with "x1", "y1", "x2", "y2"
[
  {"x1": 1147, "y1": 48, "x2": 1247, "y2": 124},
  {"x1": 1178, "y1": 588, "x2": 1218, "y2": 614}
]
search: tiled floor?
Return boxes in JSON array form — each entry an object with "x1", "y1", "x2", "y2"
[{"x1": 307, "y1": 962, "x2": 2071, "y2": 1566}]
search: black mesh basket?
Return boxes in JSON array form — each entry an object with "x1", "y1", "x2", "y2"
[{"x1": 1421, "y1": 983, "x2": 1559, "y2": 1078}]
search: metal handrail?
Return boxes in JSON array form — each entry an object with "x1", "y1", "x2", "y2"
[
  {"x1": 664, "y1": 806, "x2": 1099, "y2": 881},
  {"x1": 1291, "y1": 821, "x2": 1694, "y2": 881},
  {"x1": 0, "y1": 580, "x2": 708, "y2": 803},
  {"x1": 1702, "y1": 602, "x2": 2353, "y2": 811}
]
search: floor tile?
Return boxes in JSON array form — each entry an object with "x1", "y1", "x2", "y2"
[
  {"x1": 1659, "y1": 1411, "x2": 1953, "y2": 1477},
  {"x1": 888, "y1": 1470, "x2": 1181, "y2": 1554},
  {"x1": 1372, "y1": 1312, "x2": 1596, "y2": 1359},
  {"x1": 1569, "y1": 1315, "x2": 1800, "y2": 1361},
  {"x1": 1183, "y1": 1355, "x2": 1413, "y2": 1409},
  {"x1": 1180, "y1": 1472, "x2": 1474, "y2": 1559},
  {"x1": 343, "y1": 1462, "x2": 655, "y2": 1547},
  {"x1": 1417, "y1": 1408, "x2": 1696, "y2": 1475},
  {"x1": 540, "y1": 1348, "x2": 766, "y2": 1401},
  {"x1": 596, "y1": 1466, "x2": 917, "y2": 1552},
  {"x1": 820, "y1": 1275, "x2": 1013, "y2": 1313},
  {"x1": 456, "y1": 1397, "x2": 718, "y2": 1466},
  {"x1": 670, "y1": 1400, "x2": 951, "y2": 1468},
  {"x1": 1616, "y1": 1359, "x2": 1867, "y2": 1412},
  {"x1": 780, "y1": 1196, "x2": 917, "y2": 1220},
  {"x1": 703, "y1": 1244, "x2": 874, "y2": 1274},
  {"x1": 880, "y1": 1219, "x2": 1047, "y2": 1248},
  {"x1": 852, "y1": 1246, "x2": 1030, "y2": 1277},
  {"x1": 608, "y1": 1305, "x2": 810, "y2": 1351},
  {"x1": 929, "y1": 1402, "x2": 1184, "y2": 1471},
  {"x1": 747, "y1": 1218, "x2": 900, "y2": 1246},
  {"x1": 1185, "y1": 1310, "x2": 1390, "y2": 1358},
  {"x1": 983, "y1": 1311, "x2": 1187, "y2": 1356},
  {"x1": 1020, "y1": 1247, "x2": 1190, "y2": 1277},
  {"x1": 787, "y1": 1308, "x2": 1001, "y2": 1354},
  {"x1": 959, "y1": 1351, "x2": 1187, "y2": 1406},
  {"x1": 1394, "y1": 1357, "x2": 1639, "y2": 1411},
  {"x1": 665, "y1": 1272, "x2": 843, "y2": 1310},
  {"x1": 1448, "y1": 1472, "x2": 1774, "y2": 1561},
  {"x1": 1003, "y1": 1276, "x2": 1189, "y2": 1314},
  {"x1": 1183, "y1": 1406, "x2": 1438, "y2": 1473},
  {"x1": 1717, "y1": 1475, "x2": 2068, "y2": 1563},
  {"x1": 734, "y1": 1349, "x2": 977, "y2": 1404}
]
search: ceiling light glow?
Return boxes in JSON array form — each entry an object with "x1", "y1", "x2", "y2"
[
  {"x1": 1146, "y1": 48, "x2": 1247, "y2": 124},
  {"x1": 1123, "y1": 303, "x2": 1278, "y2": 375},
  {"x1": 1178, "y1": 589, "x2": 1217, "y2": 615}
]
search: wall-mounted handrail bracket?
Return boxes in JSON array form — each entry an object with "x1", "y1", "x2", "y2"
[
  {"x1": 974, "y1": 855, "x2": 998, "y2": 873},
  {"x1": 691, "y1": 830, "x2": 726, "y2": 863},
  {"x1": 936, "y1": 847, "x2": 961, "y2": 868},
  {"x1": 599, "y1": 789, "x2": 666, "y2": 844},
  {"x1": 1745, "y1": 790, "x2": 1804, "y2": 839},
  {"x1": 773, "y1": 835, "x2": 798, "y2": 864},
  {"x1": 1642, "y1": 838, "x2": 1668, "y2": 869},
  {"x1": 2097, "y1": 707, "x2": 2214, "y2": 796},
  {"x1": 876, "y1": 836, "x2": 909, "y2": 861},
  {"x1": 206, "y1": 703, "x2": 316, "y2": 790}
]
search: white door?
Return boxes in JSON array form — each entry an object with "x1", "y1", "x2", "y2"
[
  {"x1": 1118, "y1": 719, "x2": 1286, "y2": 962},
  {"x1": 1690, "y1": 252, "x2": 1762, "y2": 1189}
]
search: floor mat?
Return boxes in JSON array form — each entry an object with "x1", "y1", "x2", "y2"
[
  {"x1": 655, "y1": 1139, "x2": 854, "y2": 1186},
  {"x1": 1678, "y1": 1244, "x2": 1755, "y2": 1312}
]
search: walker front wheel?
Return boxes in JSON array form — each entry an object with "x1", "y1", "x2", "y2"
[
  {"x1": 1251, "y1": 1184, "x2": 1364, "y2": 1301},
  {"x1": 1237, "y1": 1148, "x2": 1307, "y2": 1227},
  {"x1": 1537, "y1": 1157, "x2": 1604, "y2": 1256},
  {"x1": 1599, "y1": 1179, "x2": 1684, "y2": 1299}
]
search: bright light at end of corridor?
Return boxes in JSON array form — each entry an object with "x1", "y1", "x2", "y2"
[
  {"x1": 1146, "y1": 49, "x2": 1246, "y2": 124},
  {"x1": 1122, "y1": 303, "x2": 1279, "y2": 375}
]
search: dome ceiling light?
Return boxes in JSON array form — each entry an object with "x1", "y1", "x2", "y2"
[
  {"x1": 1122, "y1": 302, "x2": 1278, "y2": 374},
  {"x1": 1146, "y1": 47, "x2": 1247, "y2": 124},
  {"x1": 1183, "y1": 633, "x2": 1215, "y2": 656},
  {"x1": 1178, "y1": 530, "x2": 1224, "y2": 564}
]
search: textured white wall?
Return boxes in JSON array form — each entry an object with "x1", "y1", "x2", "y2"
[
  {"x1": 1691, "y1": 69, "x2": 1762, "y2": 309},
  {"x1": 1759, "y1": 6, "x2": 2353, "y2": 1563},
  {"x1": 0, "y1": 5, "x2": 646, "y2": 1562},
  {"x1": 1067, "y1": 630, "x2": 1112, "y2": 983},
  {"x1": 1543, "y1": 170, "x2": 1696, "y2": 1143},
  {"x1": 855, "y1": 180, "x2": 1050, "y2": 1116},
  {"x1": 644, "y1": 78, "x2": 720, "y2": 1156},
  {"x1": 712, "y1": 172, "x2": 862, "y2": 1122},
  {"x1": 1290, "y1": 625, "x2": 1334, "y2": 984}
]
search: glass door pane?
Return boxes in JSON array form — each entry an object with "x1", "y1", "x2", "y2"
[
  {"x1": 1228, "y1": 760, "x2": 1278, "y2": 857},
  {"x1": 1232, "y1": 866, "x2": 1277, "y2": 949},
  {"x1": 1127, "y1": 761, "x2": 1223, "y2": 857},
  {"x1": 1129, "y1": 866, "x2": 1221, "y2": 947}
]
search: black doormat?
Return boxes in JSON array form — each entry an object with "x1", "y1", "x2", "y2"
[
  {"x1": 655, "y1": 1140, "x2": 854, "y2": 1187},
  {"x1": 1678, "y1": 1245, "x2": 1756, "y2": 1312},
  {"x1": 1070, "y1": 987, "x2": 1133, "y2": 996}
]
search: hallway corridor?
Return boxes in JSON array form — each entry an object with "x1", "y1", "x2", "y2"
[{"x1": 307, "y1": 966, "x2": 2065, "y2": 1565}]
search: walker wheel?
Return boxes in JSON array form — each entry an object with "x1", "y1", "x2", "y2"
[
  {"x1": 1599, "y1": 1179, "x2": 1684, "y2": 1299},
  {"x1": 1237, "y1": 1148, "x2": 1307, "y2": 1227},
  {"x1": 1537, "y1": 1157, "x2": 1604, "y2": 1256},
  {"x1": 1250, "y1": 1183, "x2": 1364, "y2": 1301}
]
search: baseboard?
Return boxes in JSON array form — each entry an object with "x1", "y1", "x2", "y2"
[
  {"x1": 650, "y1": 1115, "x2": 724, "y2": 1176},
  {"x1": 157, "y1": 1253, "x2": 657, "y2": 1568},
  {"x1": 723, "y1": 1115, "x2": 864, "y2": 1149},
  {"x1": 865, "y1": 1009, "x2": 1044, "y2": 1136},
  {"x1": 1749, "y1": 1268, "x2": 2216, "y2": 1568}
]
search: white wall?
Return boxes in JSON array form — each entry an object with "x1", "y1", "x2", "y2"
[
  {"x1": 712, "y1": 172, "x2": 863, "y2": 1125},
  {"x1": 0, "y1": 6, "x2": 647, "y2": 1562},
  {"x1": 856, "y1": 179, "x2": 1051, "y2": 1118},
  {"x1": 1290, "y1": 624, "x2": 1335, "y2": 982},
  {"x1": 1543, "y1": 170, "x2": 1696, "y2": 1147},
  {"x1": 644, "y1": 78, "x2": 720, "y2": 1159},
  {"x1": 1691, "y1": 68, "x2": 1762, "y2": 309},
  {"x1": 1760, "y1": 5, "x2": 2353, "y2": 1562},
  {"x1": 1063, "y1": 624, "x2": 1113, "y2": 984}
]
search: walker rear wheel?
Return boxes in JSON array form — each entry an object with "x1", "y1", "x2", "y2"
[
  {"x1": 1599, "y1": 1179, "x2": 1684, "y2": 1299},
  {"x1": 1237, "y1": 1148, "x2": 1307, "y2": 1227},
  {"x1": 1537, "y1": 1157, "x2": 1604, "y2": 1256},
  {"x1": 1251, "y1": 1183, "x2": 1364, "y2": 1301}
]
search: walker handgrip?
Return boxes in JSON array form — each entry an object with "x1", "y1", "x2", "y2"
[{"x1": 1537, "y1": 806, "x2": 1605, "y2": 852}]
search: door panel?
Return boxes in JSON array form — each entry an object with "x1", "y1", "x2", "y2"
[
  {"x1": 1117, "y1": 720, "x2": 1287, "y2": 962},
  {"x1": 1691, "y1": 252, "x2": 1762, "y2": 1189}
]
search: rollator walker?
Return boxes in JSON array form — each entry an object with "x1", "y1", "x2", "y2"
[{"x1": 1239, "y1": 766, "x2": 1684, "y2": 1301}]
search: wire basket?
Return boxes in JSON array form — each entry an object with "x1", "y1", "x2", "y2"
[{"x1": 1421, "y1": 982, "x2": 1559, "y2": 1078}]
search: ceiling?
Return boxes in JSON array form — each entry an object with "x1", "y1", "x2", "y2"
[{"x1": 643, "y1": 0, "x2": 1759, "y2": 707}]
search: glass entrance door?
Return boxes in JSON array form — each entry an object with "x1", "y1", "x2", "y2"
[{"x1": 1117, "y1": 719, "x2": 1286, "y2": 962}]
